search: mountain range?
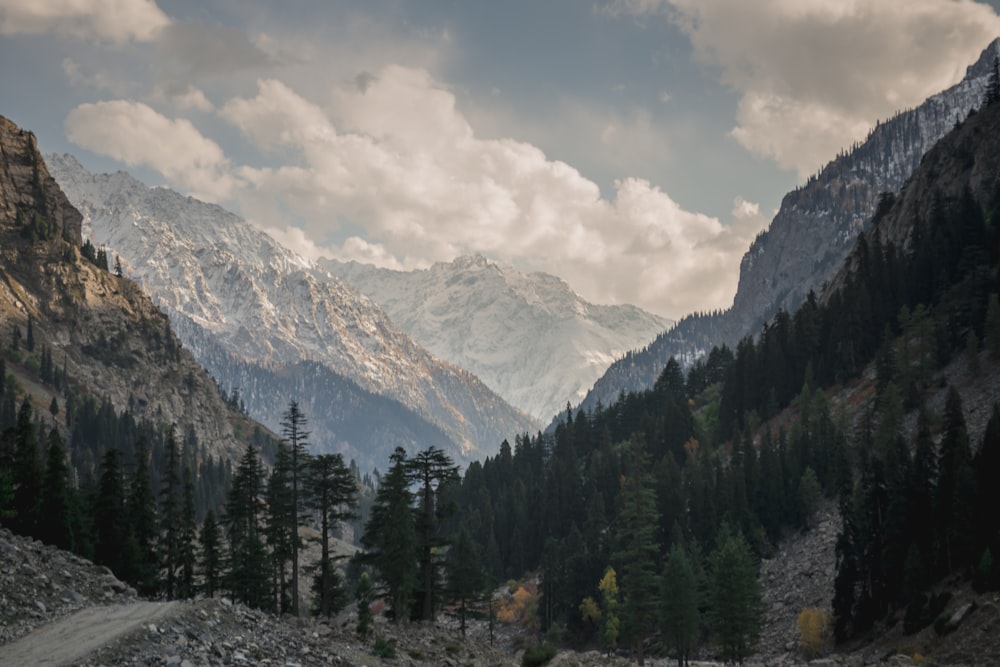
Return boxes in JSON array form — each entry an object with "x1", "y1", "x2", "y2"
[
  {"x1": 320, "y1": 255, "x2": 670, "y2": 421},
  {"x1": 571, "y1": 37, "x2": 1000, "y2": 421},
  {"x1": 45, "y1": 155, "x2": 536, "y2": 469}
]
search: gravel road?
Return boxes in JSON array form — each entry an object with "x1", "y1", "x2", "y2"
[{"x1": 0, "y1": 601, "x2": 179, "y2": 666}]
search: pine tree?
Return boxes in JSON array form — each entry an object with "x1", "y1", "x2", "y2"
[
  {"x1": 94, "y1": 449, "x2": 128, "y2": 575},
  {"x1": 361, "y1": 447, "x2": 416, "y2": 622},
  {"x1": 266, "y1": 443, "x2": 295, "y2": 613},
  {"x1": 280, "y1": 400, "x2": 311, "y2": 616},
  {"x1": 612, "y1": 440, "x2": 660, "y2": 665},
  {"x1": 935, "y1": 388, "x2": 977, "y2": 574},
  {"x1": 306, "y1": 453, "x2": 358, "y2": 617},
  {"x1": 38, "y1": 429, "x2": 74, "y2": 551},
  {"x1": 225, "y1": 443, "x2": 270, "y2": 609},
  {"x1": 128, "y1": 435, "x2": 159, "y2": 596},
  {"x1": 445, "y1": 525, "x2": 485, "y2": 637},
  {"x1": 660, "y1": 543, "x2": 700, "y2": 667},
  {"x1": 406, "y1": 446, "x2": 460, "y2": 621},
  {"x1": 200, "y1": 510, "x2": 223, "y2": 598},
  {"x1": 10, "y1": 398, "x2": 41, "y2": 537},
  {"x1": 178, "y1": 464, "x2": 198, "y2": 599},
  {"x1": 355, "y1": 571, "x2": 374, "y2": 638},
  {"x1": 975, "y1": 405, "x2": 1000, "y2": 559},
  {"x1": 707, "y1": 525, "x2": 763, "y2": 663},
  {"x1": 159, "y1": 428, "x2": 182, "y2": 600}
]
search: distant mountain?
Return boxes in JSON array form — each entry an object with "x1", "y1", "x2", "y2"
[
  {"x1": 46, "y1": 156, "x2": 538, "y2": 469},
  {"x1": 319, "y1": 255, "x2": 671, "y2": 422},
  {"x1": 0, "y1": 115, "x2": 250, "y2": 466},
  {"x1": 573, "y1": 37, "x2": 1000, "y2": 420}
]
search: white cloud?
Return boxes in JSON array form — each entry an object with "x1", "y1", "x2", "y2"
[
  {"x1": 214, "y1": 70, "x2": 758, "y2": 317},
  {"x1": 605, "y1": 0, "x2": 1000, "y2": 177},
  {"x1": 65, "y1": 100, "x2": 237, "y2": 201},
  {"x1": 152, "y1": 83, "x2": 214, "y2": 112},
  {"x1": 0, "y1": 0, "x2": 169, "y2": 44}
]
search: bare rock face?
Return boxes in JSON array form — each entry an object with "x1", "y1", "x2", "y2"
[
  {"x1": 0, "y1": 114, "x2": 249, "y2": 465},
  {"x1": 574, "y1": 38, "x2": 999, "y2": 420},
  {"x1": 0, "y1": 116, "x2": 82, "y2": 246}
]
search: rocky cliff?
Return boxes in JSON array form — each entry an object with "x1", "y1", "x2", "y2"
[
  {"x1": 0, "y1": 115, "x2": 249, "y2": 465},
  {"x1": 573, "y1": 38, "x2": 999, "y2": 421}
]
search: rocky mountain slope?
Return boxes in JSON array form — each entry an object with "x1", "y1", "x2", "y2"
[
  {"x1": 321, "y1": 255, "x2": 670, "y2": 421},
  {"x1": 45, "y1": 155, "x2": 538, "y2": 467},
  {"x1": 0, "y1": 115, "x2": 248, "y2": 465},
  {"x1": 573, "y1": 37, "x2": 1000, "y2": 421}
]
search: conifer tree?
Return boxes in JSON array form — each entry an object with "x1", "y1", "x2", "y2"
[
  {"x1": 94, "y1": 449, "x2": 127, "y2": 575},
  {"x1": 935, "y1": 388, "x2": 977, "y2": 574},
  {"x1": 225, "y1": 443, "x2": 270, "y2": 609},
  {"x1": 128, "y1": 435, "x2": 159, "y2": 596},
  {"x1": 975, "y1": 404, "x2": 1000, "y2": 559},
  {"x1": 38, "y1": 429, "x2": 74, "y2": 551},
  {"x1": 200, "y1": 510, "x2": 223, "y2": 598},
  {"x1": 355, "y1": 571, "x2": 374, "y2": 638},
  {"x1": 280, "y1": 400, "x2": 311, "y2": 616},
  {"x1": 266, "y1": 443, "x2": 294, "y2": 613},
  {"x1": 406, "y1": 446, "x2": 460, "y2": 621},
  {"x1": 306, "y1": 453, "x2": 358, "y2": 617},
  {"x1": 361, "y1": 447, "x2": 416, "y2": 622},
  {"x1": 660, "y1": 543, "x2": 699, "y2": 667},
  {"x1": 159, "y1": 428, "x2": 182, "y2": 600},
  {"x1": 446, "y1": 525, "x2": 485, "y2": 637},
  {"x1": 178, "y1": 464, "x2": 198, "y2": 599},
  {"x1": 612, "y1": 440, "x2": 660, "y2": 665},
  {"x1": 10, "y1": 398, "x2": 41, "y2": 537},
  {"x1": 707, "y1": 525, "x2": 763, "y2": 663}
]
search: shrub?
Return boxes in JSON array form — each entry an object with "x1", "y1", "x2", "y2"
[
  {"x1": 372, "y1": 637, "x2": 396, "y2": 658},
  {"x1": 522, "y1": 642, "x2": 557, "y2": 667},
  {"x1": 797, "y1": 608, "x2": 832, "y2": 658}
]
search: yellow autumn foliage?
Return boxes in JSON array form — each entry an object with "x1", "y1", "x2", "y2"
[{"x1": 797, "y1": 607, "x2": 832, "y2": 658}]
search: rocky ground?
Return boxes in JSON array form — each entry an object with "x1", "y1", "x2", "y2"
[
  {"x1": 3, "y1": 520, "x2": 999, "y2": 666},
  {"x1": 0, "y1": 526, "x2": 138, "y2": 646}
]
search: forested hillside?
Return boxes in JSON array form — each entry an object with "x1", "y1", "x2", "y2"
[{"x1": 428, "y1": 84, "x2": 1000, "y2": 662}]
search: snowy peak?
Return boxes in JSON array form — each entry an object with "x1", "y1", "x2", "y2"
[
  {"x1": 46, "y1": 155, "x2": 537, "y2": 466},
  {"x1": 319, "y1": 255, "x2": 671, "y2": 421}
]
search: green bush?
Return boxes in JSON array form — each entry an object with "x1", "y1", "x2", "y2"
[
  {"x1": 372, "y1": 637, "x2": 396, "y2": 658},
  {"x1": 522, "y1": 642, "x2": 557, "y2": 667}
]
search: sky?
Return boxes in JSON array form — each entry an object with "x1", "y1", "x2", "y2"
[{"x1": 1, "y1": 1, "x2": 999, "y2": 319}]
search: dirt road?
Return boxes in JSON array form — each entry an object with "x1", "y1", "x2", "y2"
[{"x1": 0, "y1": 601, "x2": 179, "y2": 666}]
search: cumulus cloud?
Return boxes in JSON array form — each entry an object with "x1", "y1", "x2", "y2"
[
  {"x1": 0, "y1": 0, "x2": 169, "y2": 44},
  {"x1": 605, "y1": 0, "x2": 1000, "y2": 177},
  {"x1": 214, "y1": 69, "x2": 758, "y2": 317},
  {"x1": 65, "y1": 100, "x2": 237, "y2": 201}
]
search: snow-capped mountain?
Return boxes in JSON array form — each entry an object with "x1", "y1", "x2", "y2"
[
  {"x1": 46, "y1": 155, "x2": 538, "y2": 468},
  {"x1": 573, "y1": 37, "x2": 1000, "y2": 420},
  {"x1": 319, "y1": 255, "x2": 671, "y2": 422}
]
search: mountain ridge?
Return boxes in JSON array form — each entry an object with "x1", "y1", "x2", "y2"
[
  {"x1": 320, "y1": 254, "x2": 671, "y2": 421},
  {"x1": 45, "y1": 154, "x2": 538, "y2": 467},
  {"x1": 570, "y1": 37, "x2": 1000, "y2": 424}
]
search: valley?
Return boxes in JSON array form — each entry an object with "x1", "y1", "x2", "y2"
[{"x1": 1, "y1": 12, "x2": 1000, "y2": 667}]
